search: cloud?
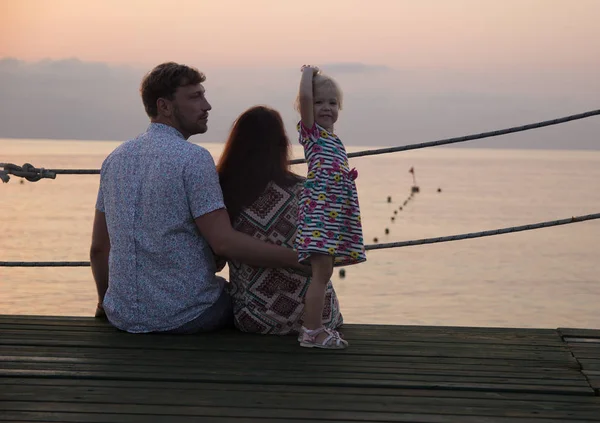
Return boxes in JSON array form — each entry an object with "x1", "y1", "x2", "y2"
[
  {"x1": 0, "y1": 57, "x2": 148, "y2": 141},
  {"x1": 319, "y1": 62, "x2": 392, "y2": 74},
  {"x1": 0, "y1": 58, "x2": 598, "y2": 150}
]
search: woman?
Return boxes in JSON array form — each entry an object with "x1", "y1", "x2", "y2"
[{"x1": 216, "y1": 105, "x2": 343, "y2": 335}]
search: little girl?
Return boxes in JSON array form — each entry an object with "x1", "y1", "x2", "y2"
[{"x1": 295, "y1": 65, "x2": 366, "y2": 349}]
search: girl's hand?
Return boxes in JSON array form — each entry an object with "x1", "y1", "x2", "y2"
[
  {"x1": 349, "y1": 168, "x2": 359, "y2": 181},
  {"x1": 301, "y1": 65, "x2": 320, "y2": 75}
]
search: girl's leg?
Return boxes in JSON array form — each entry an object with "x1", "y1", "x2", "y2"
[{"x1": 303, "y1": 253, "x2": 334, "y2": 343}]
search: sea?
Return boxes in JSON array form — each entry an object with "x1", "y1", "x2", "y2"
[{"x1": 1, "y1": 138, "x2": 599, "y2": 329}]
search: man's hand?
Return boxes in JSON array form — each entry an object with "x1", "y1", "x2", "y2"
[
  {"x1": 214, "y1": 253, "x2": 227, "y2": 272},
  {"x1": 94, "y1": 302, "x2": 107, "y2": 320},
  {"x1": 195, "y1": 208, "x2": 303, "y2": 270},
  {"x1": 90, "y1": 210, "x2": 110, "y2": 307}
]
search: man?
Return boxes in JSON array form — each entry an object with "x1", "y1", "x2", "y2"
[{"x1": 90, "y1": 62, "x2": 305, "y2": 334}]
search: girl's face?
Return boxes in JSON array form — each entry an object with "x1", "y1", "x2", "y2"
[{"x1": 313, "y1": 85, "x2": 339, "y2": 131}]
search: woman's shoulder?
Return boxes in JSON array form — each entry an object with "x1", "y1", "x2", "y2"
[
  {"x1": 290, "y1": 173, "x2": 306, "y2": 184},
  {"x1": 264, "y1": 175, "x2": 304, "y2": 201},
  {"x1": 288, "y1": 174, "x2": 305, "y2": 193},
  {"x1": 274, "y1": 173, "x2": 305, "y2": 188}
]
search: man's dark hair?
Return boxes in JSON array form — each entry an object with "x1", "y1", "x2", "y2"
[{"x1": 140, "y1": 62, "x2": 206, "y2": 118}]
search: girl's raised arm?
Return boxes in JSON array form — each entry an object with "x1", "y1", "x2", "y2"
[{"x1": 299, "y1": 65, "x2": 319, "y2": 129}]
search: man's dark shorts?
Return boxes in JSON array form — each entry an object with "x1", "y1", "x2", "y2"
[{"x1": 160, "y1": 287, "x2": 234, "y2": 334}]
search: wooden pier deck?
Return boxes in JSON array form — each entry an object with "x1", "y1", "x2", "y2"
[{"x1": 1, "y1": 315, "x2": 599, "y2": 422}]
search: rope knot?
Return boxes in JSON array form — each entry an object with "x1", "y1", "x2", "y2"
[
  {"x1": 0, "y1": 163, "x2": 56, "y2": 183},
  {"x1": 21, "y1": 163, "x2": 42, "y2": 182}
]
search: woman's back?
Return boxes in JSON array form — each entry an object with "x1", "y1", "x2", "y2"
[{"x1": 226, "y1": 179, "x2": 343, "y2": 335}]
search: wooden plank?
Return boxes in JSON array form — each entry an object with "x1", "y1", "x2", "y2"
[
  {"x1": 0, "y1": 411, "x2": 314, "y2": 423},
  {"x1": 0, "y1": 348, "x2": 581, "y2": 372},
  {"x1": 0, "y1": 352, "x2": 581, "y2": 377},
  {"x1": 0, "y1": 344, "x2": 576, "y2": 367},
  {"x1": 564, "y1": 338, "x2": 600, "y2": 344},
  {"x1": 583, "y1": 371, "x2": 600, "y2": 394},
  {"x1": 1, "y1": 370, "x2": 593, "y2": 395},
  {"x1": 0, "y1": 329, "x2": 566, "y2": 350},
  {"x1": 2, "y1": 401, "x2": 600, "y2": 422},
  {"x1": 4, "y1": 384, "x2": 600, "y2": 413},
  {"x1": 2, "y1": 396, "x2": 600, "y2": 421},
  {"x1": 0, "y1": 361, "x2": 590, "y2": 387},
  {"x1": 3, "y1": 377, "x2": 599, "y2": 403},
  {"x1": 0, "y1": 355, "x2": 584, "y2": 381},
  {"x1": 579, "y1": 360, "x2": 600, "y2": 371},
  {"x1": 2, "y1": 353, "x2": 573, "y2": 371},
  {"x1": 0, "y1": 324, "x2": 568, "y2": 347},
  {"x1": 0, "y1": 318, "x2": 561, "y2": 336},
  {"x1": 0, "y1": 346, "x2": 582, "y2": 369},
  {"x1": 566, "y1": 346, "x2": 600, "y2": 356},
  {"x1": 0, "y1": 333, "x2": 578, "y2": 361},
  {"x1": 0, "y1": 323, "x2": 566, "y2": 343},
  {"x1": 0, "y1": 317, "x2": 566, "y2": 344},
  {"x1": 558, "y1": 328, "x2": 600, "y2": 339},
  {"x1": 565, "y1": 338, "x2": 600, "y2": 392},
  {"x1": 0, "y1": 315, "x2": 561, "y2": 334},
  {"x1": 567, "y1": 342, "x2": 600, "y2": 348},
  {"x1": 0, "y1": 343, "x2": 581, "y2": 364},
  {"x1": 0, "y1": 331, "x2": 572, "y2": 355},
  {"x1": 4, "y1": 410, "x2": 600, "y2": 423},
  {"x1": 2, "y1": 316, "x2": 598, "y2": 422},
  {"x1": 0, "y1": 354, "x2": 588, "y2": 381}
]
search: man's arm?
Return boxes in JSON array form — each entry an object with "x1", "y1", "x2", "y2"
[
  {"x1": 195, "y1": 208, "x2": 306, "y2": 271},
  {"x1": 90, "y1": 209, "x2": 110, "y2": 317}
]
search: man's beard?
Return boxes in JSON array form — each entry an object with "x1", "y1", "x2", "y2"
[
  {"x1": 173, "y1": 107, "x2": 206, "y2": 136},
  {"x1": 173, "y1": 107, "x2": 193, "y2": 136}
]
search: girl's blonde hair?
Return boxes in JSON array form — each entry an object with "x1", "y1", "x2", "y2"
[{"x1": 294, "y1": 72, "x2": 344, "y2": 113}]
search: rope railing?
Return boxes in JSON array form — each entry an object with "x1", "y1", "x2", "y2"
[
  {"x1": 0, "y1": 261, "x2": 91, "y2": 267},
  {"x1": 365, "y1": 212, "x2": 600, "y2": 251},
  {"x1": 2, "y1": 212, "x2": 598, "y2": 267},
  {"x1": 293, "y1": 108, "x2": 600, "y2": 164},
  {"x1": 2, "y1": 108, "x2": 599, "y2": 181}
]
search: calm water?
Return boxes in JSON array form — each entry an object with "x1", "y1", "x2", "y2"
[{"x1": 1, "y1": 138, "x2": 599, "y2": 328}]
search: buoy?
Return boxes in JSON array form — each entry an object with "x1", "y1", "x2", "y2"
[
  {"x1": 385, "y1": 228, "x2": 389, "y2": 234},
  {"x1": 373, "y1": 237, "x2": 378, "y2": 242},
  {"x1": 411, "y1": 186, "x2": 420, "y2": 193},
  {"x1": 399, "y1": 207, "x2": 403, "y2": 211},
  {"x1": 403, "y1": 201, "x2": 408, "y2": 206},
  {"x1": 339, "y1": 269, "x2": 346, "y2": 278},
  {"x1": 387, "y1": 196, "x2": 392, "y2": 203},
  {"x1": 437, "y1": 188, "x2": 442, "y2": 193},
  {"x1": 391, "y1": 217, "x2": 395, "y2": 222},
  {"x1": 393, "y1": 210, "x2": 397, "y2": 215}
]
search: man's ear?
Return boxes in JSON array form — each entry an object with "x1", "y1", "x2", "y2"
[{"x1": 157, "y1": 98, "x2": 173, "y2": 117}]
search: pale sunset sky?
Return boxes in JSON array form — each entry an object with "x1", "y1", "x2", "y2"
[{"x1": 1, "y1": 0, "x2": 599, "y2": 148}]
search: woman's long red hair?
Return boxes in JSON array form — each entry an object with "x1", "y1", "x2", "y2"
[{"x1": 217, "y1": 105, "x2": 301, "y2": 221}]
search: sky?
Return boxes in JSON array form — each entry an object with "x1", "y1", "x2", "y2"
[{"x1": 1, "y1": 0, "x2": 599, "y2": 149}]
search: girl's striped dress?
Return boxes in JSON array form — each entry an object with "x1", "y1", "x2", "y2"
[{"x1": 295, "y1": 121, "x2": 367, "y2": 266}]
